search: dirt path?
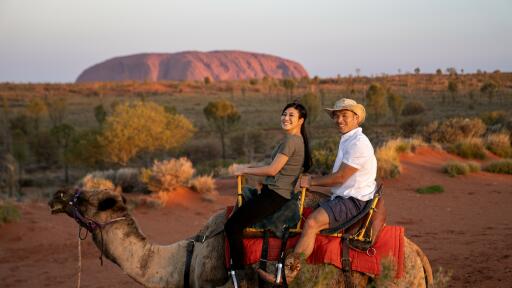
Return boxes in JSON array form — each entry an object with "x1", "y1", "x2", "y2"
[{"x1": 1, "y1": 147, "x2": 511, "y2": 287}]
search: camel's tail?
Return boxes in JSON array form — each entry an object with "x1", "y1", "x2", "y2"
[{"x1": 411, "y1": 241, "x2": 434, "y2": 288}]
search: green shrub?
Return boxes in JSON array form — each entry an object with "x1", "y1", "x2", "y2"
[
  {"x1": 416, "y1": 185, "x2": 444, "y2": 194},
  {"x1": 447, "y1": 138, "x2": 486, "y2": 159},
  {"x1": 467, "y1": 161, "x2": 481, "y2": 173},
  {"x1": 0, "y1": 202, "x2": 21, "y2": 225},
  {"x1": 479, "y1": 111, "x2": 508, "y2": 126},
  {"x1": 423, "y1": 117, "x2": 486, "y2": 144},
  {"x1": 401, "y1": 100, "x2": 426, "y2": 116},
  {"x1": 486, "y1": 133, "x2": 512, "y2": 158},
  {"x1": 311, "y1": 137, "x2": 339, "y2": 175},
  {"x1": 443, "y1": 161, "x2": 470, "y2": 177},
  {"x1": 400, "y1": 117, "x2": 425, "y2": 137},
  {"x1": 484, "y1": 159, "x2": 512, "y2": 174}
]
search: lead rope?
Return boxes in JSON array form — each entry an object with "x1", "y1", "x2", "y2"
[{"x1": 77, "y1": 237, "x2": 82, "y2": 288}]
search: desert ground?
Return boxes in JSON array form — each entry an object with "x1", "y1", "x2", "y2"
[{"x1": 1, "y1": 147, "x2": 511, "y2": 288}]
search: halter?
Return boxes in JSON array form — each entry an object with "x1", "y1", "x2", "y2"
[{"x1": 69, "y1": 188, "x2": 127, "y2": 265}]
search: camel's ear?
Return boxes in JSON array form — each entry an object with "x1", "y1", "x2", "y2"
[{"x1": 97, "y1": 197, "x2": 117, "y2": 211}]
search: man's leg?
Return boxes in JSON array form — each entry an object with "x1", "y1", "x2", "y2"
[{"x1": 293, "y1": 207, "x2": 330, "y2": 258}]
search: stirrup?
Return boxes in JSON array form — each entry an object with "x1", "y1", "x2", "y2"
[{"x1": 229, "y1": 269, "x2": 239, "y2": 288}]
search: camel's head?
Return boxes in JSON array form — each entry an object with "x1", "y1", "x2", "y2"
[{"x1": 49, "y1": 175, "x2": 127, "y2": 223}]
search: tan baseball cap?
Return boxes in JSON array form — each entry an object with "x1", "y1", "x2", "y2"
[{"x1": 324, "y1": 98, "x2": 366, "y2": 124}]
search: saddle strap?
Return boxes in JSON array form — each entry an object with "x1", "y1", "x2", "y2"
[
  {"x1": 274, "y1": 228, "x2": 290, "y2": 288},
  {"x1": 184, "y1": 240, "x2": 195, "y2": 288},
  {"x1": 258, "y1": 231, "x2": 270, "y2": 287},
  {"x1": 341, "y1": 235, "x2": 354, "y2": 288}
]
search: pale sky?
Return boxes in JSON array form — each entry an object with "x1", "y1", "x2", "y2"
[{"x1": 1, "y1": 0, "x2": 511, "y2": 82}]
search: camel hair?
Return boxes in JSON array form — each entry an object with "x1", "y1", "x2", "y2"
[{"x1": 49, "y1": 175, "x2": 434, "y2": 288}]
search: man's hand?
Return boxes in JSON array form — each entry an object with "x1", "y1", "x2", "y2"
[{"x1": 300, "y1": 174, "x2": 311, "y2": 188}]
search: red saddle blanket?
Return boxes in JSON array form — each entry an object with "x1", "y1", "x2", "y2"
[{"x1": 225, "y1": 208, "x2": 405, "y2": 278}]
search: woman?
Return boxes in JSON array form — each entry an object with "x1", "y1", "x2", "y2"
[{"x1": 225, "y1": 102, "x2": 312, "y2": 285}]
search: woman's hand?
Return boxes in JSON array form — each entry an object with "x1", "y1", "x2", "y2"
[{"x1": 230, "y1": 164, "x2": 249, "y2": 176}]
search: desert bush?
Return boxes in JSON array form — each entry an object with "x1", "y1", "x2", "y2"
[
  {"x1": 400, "y1": 117, "x2": 425, "y2": 137},
  {"x1": 144, "y1": 157, "x2": 195, "y2": 193},
  {"x1": 365, "y1": 83, "x2": 388, "y2": 123},
  {"x1": 310, "y1": 137, "x2": 339, "y2": 174},
  {"x1": 190, "y1": 175, "x2": 217, "y2": 195},
  {"x1": 416, "y1": 185, "x2": 444, "y2": 194},
  {"x1": 479, "y1": 110, "x2": 508, "y2": 126},
  {"x1": 401, "y1": 100, "x2": 426, "y2": 116},
  {"x1": 423, "y1": 117, "x2": 486, "y2": 143},
  {"x1": 100, "y1": 101, "x2": 196, "y2": 165},
  {"x1": 485, "y1": 133, "x2": 512, "y2": 158},
  {"x1": 87, "y1": 168, "x2": 148, "y2": 193},
  {"x1": 181, "y1": 138, "x2": 222, "y2": 163},
  {"x1": 442, "y1": 161, "x2": 480, "y2": 177},
  {"x1": 447, "y1": 138, "x2": 486, "y2": 159},
  {"x1": 376, "y1": 138, "x2": 426, "y2": 179},
  {"x1": 484, "y1": 159, "x2": 512, "y2": 174},
  {"x1": 229, "y1": 130, "x2": 266, "y2": 161},
  {"x1": 0, "y1": 201, "x2": 21, "y2": 225}
]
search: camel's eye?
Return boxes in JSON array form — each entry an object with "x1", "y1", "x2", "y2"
[{"x1": 60, "y1": 193, "x2": 64, "y2": 199}]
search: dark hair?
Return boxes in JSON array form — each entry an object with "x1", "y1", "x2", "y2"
[{"x1": 281, "y1": 102, "x2": 312, "y2": 172}]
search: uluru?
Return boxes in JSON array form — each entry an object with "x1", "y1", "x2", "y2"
[{"x1": 75, "y1": 50, "x2": 309, "y2": 83}]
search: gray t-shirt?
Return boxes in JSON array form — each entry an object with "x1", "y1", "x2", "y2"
[{"x1": 264, "y1": 134, "x2": 304, "y2": 199}]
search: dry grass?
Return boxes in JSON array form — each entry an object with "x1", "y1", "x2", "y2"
[
  {"x1": 144, "y1": 157, "x2": 195, "y2": 193},
  {"x1": 485, "y1": 133, "x2": 512, "y2": 158},
  {"x1": 190, "y1": 175, "x2": 217, "y2": 195},
  {"x1": 376, "y1": 137, "x2": 426, "y2": 179},
  {"x1": 447, "y1": 138, "x2": 487, "y2": 159}
]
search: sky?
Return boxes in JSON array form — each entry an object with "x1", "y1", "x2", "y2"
[{"x1": 1, "y1": 0, "x2": 511, "y2": 83}]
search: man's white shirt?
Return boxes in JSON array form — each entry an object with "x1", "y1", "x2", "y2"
[{"x1": 331, "y1": 127, "x2": 377, "y2": 201}]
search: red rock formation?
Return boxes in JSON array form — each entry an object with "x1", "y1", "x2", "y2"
[{"x1": 76, "y1": 51, "x2": 308, "y2": 83}]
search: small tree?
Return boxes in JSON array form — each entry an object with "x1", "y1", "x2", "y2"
[
  {"x1": 365, "y1": 83, "x2": 388, "y2": 123},
  {"x1": 25, "y1": 98, "x2": 47, "y2": 132},
  {"x1": 45, "y1": 96, "x2": 67, "y2": 128},
  {"x1": 203, "y1": 100, "x2": 240, "y2": 160},
  {"x1": 387, "y1": 92, "x2": 403, "y2": 124},
  {"x1": 94, "y1": 104, "x2": 107, "y2": 126},
  {"x1": 447, "y1": 80, "x2": 459, "y2": 102},
  {"x1": 480, "y1": 81, "x2": 498, "y2": 103},
  {"x1": 301, "y1": 92, "x2": 321, "y2": 125},
  {"x1": 414, "y1": 67, "x2": 421, "y2": 75},
  {"x1": 281, "y1": 79, "x2": 296, "y2": 102},
  {"x1": 100, "y1": 101, "x2": 195, "y2": 165},
  {"x1": 51, "y1": 123, "x2": 75, "y2": 183}
]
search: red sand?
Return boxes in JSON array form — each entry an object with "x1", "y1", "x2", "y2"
[{"x1": 1, "y1": 147, "x2": 511, "y2": 287}]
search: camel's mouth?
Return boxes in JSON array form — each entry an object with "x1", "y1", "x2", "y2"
[{"x1": 48, "y1": 201, "x2": 65, "y2": 214}]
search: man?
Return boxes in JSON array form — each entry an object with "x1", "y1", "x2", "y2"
[{"x1": 258, "y1": 98, "x2": 377, "y2": 283}]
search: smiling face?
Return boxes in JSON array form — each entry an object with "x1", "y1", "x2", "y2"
[
  {"x1": 281, "y1": 107, "x2": 304, "y2": 134},
  {"x1": 333, "y1": 109, "x2": 360, "y2": 134}
]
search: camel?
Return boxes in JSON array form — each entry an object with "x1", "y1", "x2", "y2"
[{"x1": 48, "y1": 176, "x2": 434, "y2": 288}]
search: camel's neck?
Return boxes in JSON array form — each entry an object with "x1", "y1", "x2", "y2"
[{"x1": 92, "y1": 216, "x2": 187, "y2": 287}]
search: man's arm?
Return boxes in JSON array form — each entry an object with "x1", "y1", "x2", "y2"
[{"x1": 302, "y1": 163, "x2": 358, "y2": 187}]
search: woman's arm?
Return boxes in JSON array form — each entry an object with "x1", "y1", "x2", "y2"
[{"x1": 236, "y1": 153, "x2": 289, "y2": 177}]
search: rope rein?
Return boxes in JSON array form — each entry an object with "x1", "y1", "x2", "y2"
[{"x1": 70, "y1": 189, "x2": 128, "y2": 266}]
